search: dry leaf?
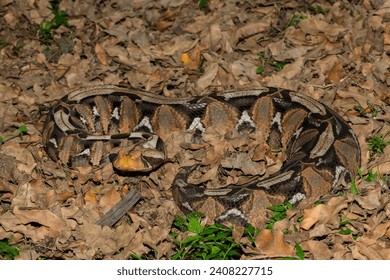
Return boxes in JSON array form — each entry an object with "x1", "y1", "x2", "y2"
[
  {"x1": 300, "y1": 196, "x2": 348, "y2": 230},
  {"x1": 254, "y1": 229, "x2": 294, "y2": 256}
]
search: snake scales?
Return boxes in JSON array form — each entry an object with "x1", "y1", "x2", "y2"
[{"x1": 42, "y1": 85, "x2": 361, "y2": 226}]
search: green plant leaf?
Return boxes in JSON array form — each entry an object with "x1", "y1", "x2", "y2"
[
  {"x1": 266, "y1": 202, "x2": 292, "y2": 229},
  {"x1": 357, "y1": 166, "x2": 363, "y2": 178},
  {"x1": 198, "y1": 0, "x2": 207, "y2": 9},
  {"x1": 350, "y1": 179, "x2": 359, "y2": 195},
  {"x1": 268, "y1": 60, "x2": 289, "y2": 71},
  {"x1": 295, "y1": 243, "x2": 304, "y2": 260},
  {"x1": 287, "y1": 14, "x2": 308, "y2": 27},
  {"x1": 170, "y1": 213, "x2": 242, "y2": 260},
  {"x1": 18, "y1": 124, "x2": 28, "y2": 134},
  {"x1": 256, "y1": 66, "x2": 264, "y2": 74},
  {"x1": 365, "y1": 169, "x2": 378, "y2": 182},
  {"x1": 0, "y1": 239, "x2": 19, "y2": 260},
  {"x1": 340, "y1": 228, "x2": 353, "y2": 235},
  {"x1": 187, "y1": 215, "x2": 203, "y2": 234}
]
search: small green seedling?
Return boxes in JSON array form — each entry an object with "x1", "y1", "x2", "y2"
[
  {"x1": 368, "y1": 133, "x2": 390, "y2": 156},
  {"x1": 350, "y1": 179, "x2": 359, "y2": 195},
  {"x1": 198, "y1": 0, "x2": 207, "y2": 9},
  {"x1": 0, "y1": 124, "x2": 28, "y2": 144},
  {"x1": 256, "y1": 52, "x2": 289, "y2": 74},
  {"x1": 356, "y1": 166, "x2": 380, "y2": 183},
  {"x1": 170, "y1": 212, "x2": 242, "y2": 260},
  {"x1": 364, "y1": 169, "x2": 379, "y2": 182},
  {"x1": 37, "y1": 0, "x2": 69, "y2": 44},
  {"x1": 243, "y1": 223, "x2": 259, "y2": 243},
  {"x1": 339, "y1": 219, "x2": 359, "y2": 239},
  {"x1": 268, "y1": 60, "x2": 289, "y2": 71},
  {"x1": 0, "y1": 38, "x2": 10, "y2": 49},
  {"x1": 354, "y1": 101, "x2": 382, "y2": 118},
  {"x1": 0, "y1": 239, "x2": 19, "y2": 260},
  {"x1": 256, "y1": 66, "x2": 265, "y2": 74},
  {"x1": 287, "y1": 14, "x2": 308, "y2": 27},
  {"x1": 283, "y1": 243, "x2": 305, "y2": 260},
  {"x1": 309, "y1": 5, "x2": 329, "y2": 15},
  {"x1": 266, "y1": 202, "x2": 293, "y2": 230}
]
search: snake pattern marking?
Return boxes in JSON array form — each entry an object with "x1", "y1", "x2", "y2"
[{"x1": 42, "y1": 85, "x2": 361, "y2": 226}]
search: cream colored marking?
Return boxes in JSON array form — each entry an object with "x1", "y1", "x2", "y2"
[
  {"x1": 49, "y1": 138, "x2": 58, "y2": 148},
  {"x1": 183, "y1": 103, "x2": 207, "y2": 110},
  {"x1": 111, "y1": 107, "x2": 120, "y2": 120},
  {"x1": 293, "y1": 127, "x2": 303, "y2": 139},
  {"x1": 141, "y1": 149, "x2": 165, "y2": 160},
  {"x1": 68, "y1": 85, "x2": 119, "y2": 101},
  {"x1": 74, "y1": 148, "x2": 91, "y2": 157},
  {"x1": 221, "y1": 88, "x2": 265, "y2": 100},
  {"x1": 204, "y1": 188, "x2": 232, "y2": 196},
  {"x1": 222, "y1": 193, "x2": 249, "y2": 203},
  {"x1": 133, "y1": 116, "x2": 153, "y2": 132},
  {"x1": 54, "y1": 110, "x2": 77, "y2": 132},
  {"x1": 216, "y1": 208, "x2": 247, "y2": 221},
  {"x1": 236, "y1": 111, "x2": 256, "y2": 130},
  {"x1": 68, "y1": 85, "x2": 195, "y2": 104},
  {"x1": 92, "y1": 106, "x2": 100, "y2": 117},
  {"x1": 290, "y1": 92, "x2": 326, "y2": 115},
  {"x1": 141, "y1": 134, "x2": 160, "y2": 149},
  {"x1": 128, "y1": 132, "x2": 148, "y2": 139},
  {"x1": 256, "y1": 170, "x2": 295, "y2": 189},
  {"x1": 188, "y1": 117, "x2": 205, "y2": 132},
  {"x1": 289, "y1": 192, "x2": 306, "y2": 204},
  {"x1": 181, "y1": 202, "x2": 194, "y2": 211},
  {"x1": 85, "y1": 135, "x2": 111, "y2": 140},
  {"x1": 332, "y1": 165, "x2": 346, "y2": 186},
  {"x1": 310, "y1": 124, "x2": 334, "y2": 158},
  {"x1": 79, "y1": 116, "x2": 88, "y2": 125},
  {"x1": 135, "y1": 91, "x2": 194, "y2": 105},
  {"x1": 272, "y1": 111, "x2": 282, "y2": 132}
]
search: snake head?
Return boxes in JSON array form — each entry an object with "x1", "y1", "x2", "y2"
[
  {"x1": 113, "y1": 149, "x2": 165, "y2": 172},
  {"x1": 112, "y1": 132, "x2": 166, "y2": 172}
]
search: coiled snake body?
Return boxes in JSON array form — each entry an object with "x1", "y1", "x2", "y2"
[{"x1": 43, "y1": 85, "x2": 360, "y2": 226}]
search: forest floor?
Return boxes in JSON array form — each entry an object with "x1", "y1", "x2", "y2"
[{"x1": 0, "y1": 0, "x2": 389, "y2": 259}]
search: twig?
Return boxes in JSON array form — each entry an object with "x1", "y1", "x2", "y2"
[{"x1": 97, "y1": 189, "x2": 142, "y2": 227}]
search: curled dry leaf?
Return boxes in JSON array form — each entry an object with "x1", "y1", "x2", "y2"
[
  {"x1": 195, "y1": 62, "x2": 219, "y2": 90},
  {"x1": 95, "y1": 43, "x2": 109, "y2": 66},
  {"x1": 298, "y1": 18, "x2": 345, "y2": 40},
  {"x1": 232, "y1": 20, "x2": 272, "y2": 47},
  {"x1": 300, "y1": 196, "x2": 349, "y2": 230}
]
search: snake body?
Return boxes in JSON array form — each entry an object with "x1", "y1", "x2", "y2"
[{"x1": 43, "y1": 85, "x2": 360, "y2": 226}]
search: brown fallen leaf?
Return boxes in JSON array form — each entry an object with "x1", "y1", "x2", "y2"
[
  {"x1": 13, "y1": 207, "x2": 66, "y2": 231},
  {"x1": 300, "y1": 240, "x2": 332, "y2": 260},
  {"x1": 95, "y1": 43, "x2": 109, "y2": 65},
  {"x1": 300, "y1": 196, "x2": 349, "y2": 230},
  {"x1": 254, "y1": 229, "x2": 294, "y2": 257},
  {"x1": 232, "y1": 20, "x2": 272, "y2": 47},
  {"x1": 99, "y1": 187, "x2": 121, "y2": 213},
  {"x1": 195, "y1": 62, "x2": 218, "y2": 90}
]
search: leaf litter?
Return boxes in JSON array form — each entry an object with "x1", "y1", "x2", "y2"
[{"x1": 0, "y1": 0, "x2": 389, "y2": 259}]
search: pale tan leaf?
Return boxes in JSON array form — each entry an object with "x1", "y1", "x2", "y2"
[{"x1": 254, "y1": 229, "x2": 294, "y2": 256}]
